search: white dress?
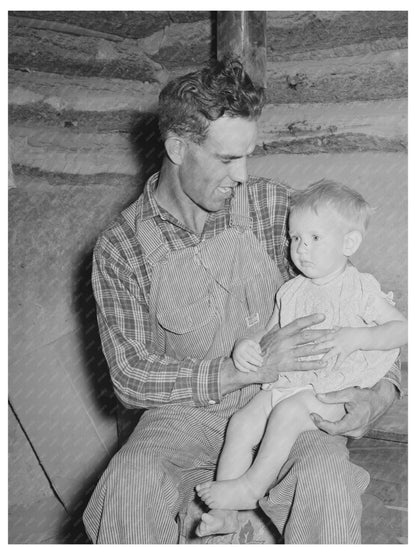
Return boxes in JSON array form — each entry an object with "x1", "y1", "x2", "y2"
[{"x1": 263, "y1": 263, "x2": 399, "y2": 396}]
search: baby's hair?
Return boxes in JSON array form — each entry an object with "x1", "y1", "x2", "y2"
[{"x1": 290, "y1": 179, "x2": 374, "y2": 234}]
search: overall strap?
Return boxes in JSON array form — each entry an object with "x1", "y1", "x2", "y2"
[
  {"x1": 229, "y1": 182, "x2": 253, "y2": 231},
  {"x1": 121, "y1": 204, "x2": 170, "y2": 266}
]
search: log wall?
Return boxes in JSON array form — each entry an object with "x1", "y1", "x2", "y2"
[
  {"x1": 9, "y1": 11, "x2": 407, "y2": 188},
  {"x1": 9, "y1": 11, "x2": 213, "y2": 188}
]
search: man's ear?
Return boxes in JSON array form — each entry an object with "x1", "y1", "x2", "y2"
[
  {"x1": 164, "y1": 136, "x2": 186, "y2": 165},
  {"x1": 343, "y1": 230, "x2": 363, "y2": 257}
]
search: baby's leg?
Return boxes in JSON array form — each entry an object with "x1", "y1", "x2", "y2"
[
  {"x1": 216, "y1": 390, "x2": 272, "y2": 480},
  {"x1": 243, "y1": 389, "x2": 346, "y2": 499},
  {"x1": 195, "y1": 391, "x2": 272, "y2": 536},
  {"x1": 198, "y1": 389, "x2": 345, "y2": 511}
]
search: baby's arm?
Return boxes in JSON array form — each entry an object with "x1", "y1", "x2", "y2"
[
  {"x1": 321, "y1": 296, "x2": 407, "y2": 365},
  {"x1": 355, "y1": 296, "x2": 407, "y2": 350}
]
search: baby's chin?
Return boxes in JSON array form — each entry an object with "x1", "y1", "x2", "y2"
[
  {"x1": 296, "y1": 267, "x2": 320, "y2": 279},
  {"x1": 302, "y1": 272, "x2": 315, "y2": 279},
  {"x1": 297, "y1": 266, "x2": 327, "y2": 281}
]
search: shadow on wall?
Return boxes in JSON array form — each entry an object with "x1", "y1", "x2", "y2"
[
  {"x1": 58, "y1": 113, "x2": 166, "y2": 540},
  {"x1": 73, "y1": 251, "x2": 118, "y2": 419},
  {"x1": 130, "y1": 112, "x2": 165, "y2": 184}
]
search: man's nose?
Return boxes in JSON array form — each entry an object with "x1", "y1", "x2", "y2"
[{"x1": 229, "y1": 157, "x2": 248, "y2": 183}]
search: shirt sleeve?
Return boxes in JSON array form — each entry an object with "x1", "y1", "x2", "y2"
[{"x1": 92, "y1": 235, "x2": 223, "y2": 410}]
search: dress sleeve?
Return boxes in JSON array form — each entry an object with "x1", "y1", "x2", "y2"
[{"x1": 359, "y1": 272, "x2": 396, "y2": 324}]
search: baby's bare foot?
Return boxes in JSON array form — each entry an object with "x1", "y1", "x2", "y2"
[
  {"x1": 195, "y1": 509, "x2": 238, "y2": 537},
  {"x1": 196, "y1": 478, "x2": 259, "y2": 510}
]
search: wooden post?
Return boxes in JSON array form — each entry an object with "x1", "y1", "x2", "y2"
[
  {"x1": 9, "y1": 144, "x2": 16, "y2": 189},
  {"x1": 217, "y1": 11, "x2": 267, "y2": 88}
]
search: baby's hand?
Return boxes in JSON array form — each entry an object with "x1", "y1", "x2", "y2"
[
  {"x1": 232, "y1": 338, "x2": 263, "y2": 373},
  {"x1": 320, "y1": 327, "x2": 362, "y2": 368}
]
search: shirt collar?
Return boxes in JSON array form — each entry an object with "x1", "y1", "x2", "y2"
[
  {"x1": 135, "y1": 171, "x2": 233, "y2": 236},
  {"x1": 136, "y1": 172, "x2": 197, "y2": 230},
  {"x1": 136, "y1": 172, "x2": 163, "y2": 221}
]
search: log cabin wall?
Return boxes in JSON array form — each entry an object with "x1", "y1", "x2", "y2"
[
  {"x1": 8, "y1": 11, "x2": 407, "y2": 543},
  {"x1": 249, "y1": 12, "x2": 408, "y2": 334},
  {"x1": 9, "y1": 11, "x2": 213, "y2": 186}
]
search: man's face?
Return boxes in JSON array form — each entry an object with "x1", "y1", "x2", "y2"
[
  {"x1": 289, "y1": 207, "x2": 348, "y2": 281},
  {"x1": 178, "y1": 116, "x2": 258, "y2": 214}
]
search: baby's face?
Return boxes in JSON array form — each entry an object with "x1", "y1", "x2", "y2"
[{"x1": 289, "y1": 207, "x2": 348, "y2": 281}]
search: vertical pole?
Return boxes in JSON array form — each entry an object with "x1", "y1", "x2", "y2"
[
  {"x1": 217, "y1": 11, "x2": 267, "y2": 88},
  {"x1": 9, "y1": 144, "x2": 16, "y2": 189}
]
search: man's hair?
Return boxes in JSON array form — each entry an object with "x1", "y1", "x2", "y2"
[
  {"x1": 158, "y1": 57, "x2": 265, "y2": 144},
  {"x1": 290, "y1": 179, "x2": 373, "y2": 234}
]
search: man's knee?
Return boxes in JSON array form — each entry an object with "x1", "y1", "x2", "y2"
[
  {"x1": 290, "y1": 431, "x2": 369, "y2": 493},
  {"x1": 293, "y1": 431, "x2": 346, "y2": 471},
  {"x1": 292, "y1": 429, "x2": 346, "y2": 457},
  {"x1": 84, "y1": 444, "x2": 183, "y2": 543},
  {"x1": 104, "y1": 442, "x2": 168, "y2": 496},
  {"x1": 262, "y1": 431, "x2": 368, "y2": 543}
]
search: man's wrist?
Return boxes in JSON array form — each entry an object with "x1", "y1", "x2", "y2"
[{"x1": 220, "y1": 357, "x2": 257, "y2": 395}]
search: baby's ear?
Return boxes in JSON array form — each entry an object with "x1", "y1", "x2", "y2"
[{"x1": 343, "y1": 230, "x2": 362, "y2": 256}]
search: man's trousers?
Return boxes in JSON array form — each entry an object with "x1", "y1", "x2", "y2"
[{"x1": 83, "y1": 403, "x2": 370, "y2": 544}]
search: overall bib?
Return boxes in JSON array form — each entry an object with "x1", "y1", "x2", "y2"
[{"x1": 133, "y1": 182, "x2": 283, "y2": 418}]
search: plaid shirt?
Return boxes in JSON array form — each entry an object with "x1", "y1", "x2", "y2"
[{"x1": 92, "y1": 173, "x2": 401, "y2": 410}]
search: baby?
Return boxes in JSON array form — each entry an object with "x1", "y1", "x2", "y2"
[{"x1": 196, "y1": 179, "x2": 407, "y2": 517}]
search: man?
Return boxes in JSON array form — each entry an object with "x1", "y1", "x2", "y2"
[{"x1": 83, "y1": 58, "x2": 400, "y2": 544}]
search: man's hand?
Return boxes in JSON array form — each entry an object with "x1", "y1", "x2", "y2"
[
  {"x1": 232, "y1": 338, "x2": 263, "y2": 373},
  {"x1": 310, "y1": 379, "x2": 398, "y2": 438},
  {"x1": 257, "y1": 313, "x2": 331, "y2": 384}
]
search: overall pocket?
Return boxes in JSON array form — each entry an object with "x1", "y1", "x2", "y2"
[{"x1": 157, "y1": 296, "x2": 219, "y2": 359}]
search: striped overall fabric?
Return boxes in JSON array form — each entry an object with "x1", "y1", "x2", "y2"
[
  {"x1": 83, "y1": 407, "x2": 369, "y2": 544},
  {"x1": 83, "y1": 181, "x2": 370, "y2": 544}
]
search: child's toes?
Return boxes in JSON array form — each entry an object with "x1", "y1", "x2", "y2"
[
  {"x1": 200, "y1": 492, "x2": 210, "y2": 503},
  {"x1": 196, "y1": 482, "x2": 211, "y2": 495}
]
